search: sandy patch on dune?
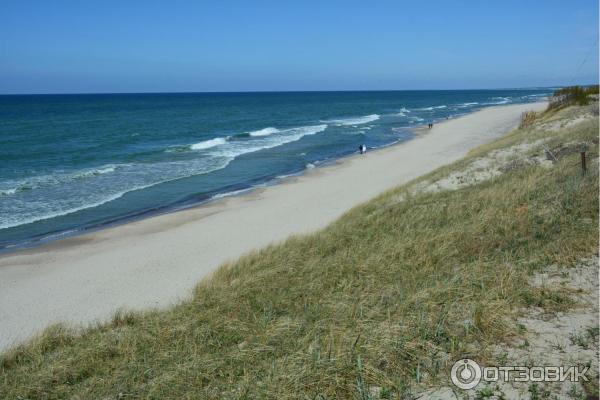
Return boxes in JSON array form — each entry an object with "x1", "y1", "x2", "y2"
[
  {"x1": 483, "y1": 257, "x2": 599, "y2": 399},
  {"x1": 537, "y1": 114, "x2": 597, "y2": 133},
  {"x1": 412, "y1": 139, "x2": 552, "y2": 194},
  {"x1": 416, "y1": 256, "x2": 599, "y2": 400},
  {"x1": 412, "y1": 110, "x2": 597, "y2": 196}
]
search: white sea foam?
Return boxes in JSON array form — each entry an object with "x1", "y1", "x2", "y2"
[
  {"x1": 324, "y1": 114, "x2": 380, "y2": 126},
  {"x1": 419, "y1": 105, "x2": 446, "y2": 111},
  {"x1": 394, "y1": 107, "x2": 411, "y2": 117},
  {"x1": 457, "y1": 102, "x2": 479, "y2": 108},
  {"x1": 0, "y1": 158, "x2": 231, "y2": 230},
  {"x1": 211, "y1": 124, "x2": 327, "y2": 159},
  {"x1": 0, "y1": 188, "x2": 17, "y2": 196},
  {"x1": 211, "y1": 187, "x2": 254, "y2": 200},
  {"x1": 96, "y1": 166, "x2": 117, "y2": 174},
  {"x1": 190, "y1": 137, "x2": 228, "y2": 150},
  {"x1": 73, "y1": 165, "x2": 118, "y2": 180},
  {"x1": 1, "y1": 124, "x2": 329, "y2": 230},
  {"x1": 1, "y1": 164, "x2": 122, "y2": 197},
  {"x1": 0, "y1": 191, "x2": 130, "y2": 230},
  {"x1": 248, "y1": 127, "x2": 280, "y2": 137},
  {"x1": 484, "y1": 97, "x2": 511, "y2": 105}
]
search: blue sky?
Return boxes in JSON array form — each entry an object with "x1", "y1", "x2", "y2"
[{"x1": 1, "y1": 0, "x2": 598, "y2": 94}]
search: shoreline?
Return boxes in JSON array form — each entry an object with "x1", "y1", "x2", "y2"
[
  {"x1": 0, "y1": 100, "x2": 546, "y2": 255},
  {"x1": 0, "y1": 101, "x2": 547, "y2": 351},
  {"x1": 0, "y1": 132, "x2": 414, "y2": 255}
]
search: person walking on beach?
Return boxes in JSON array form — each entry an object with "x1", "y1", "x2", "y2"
[{"x1": 359, "y1": 144, "x2": 364, "y2": 154}]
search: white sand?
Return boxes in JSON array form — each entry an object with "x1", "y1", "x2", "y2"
[{"x1": 0, "y1": 102, "x2": 547, "y2": 351}]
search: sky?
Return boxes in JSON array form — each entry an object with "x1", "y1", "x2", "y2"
[{"x1": 0, "y1": 0, "x2": 598, "y2": 94}]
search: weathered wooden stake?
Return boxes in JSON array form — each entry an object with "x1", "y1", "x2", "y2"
[{"x1": 581, "y1": 152, "x2": 587, "y2": 175}]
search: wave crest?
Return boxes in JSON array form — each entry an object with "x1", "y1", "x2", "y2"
[
  {"x1": 248, "y1": 127, "x2": 279, "y2": 137},
  {"x1": 190, "y1": 137, "x2": 228, "y2": 150},
  {"x1": 0, "y1": 164, "x2": 121, "y2": 197},
  {"x1": 324, "y1": 114, "x2": 380, "y2": 126}
]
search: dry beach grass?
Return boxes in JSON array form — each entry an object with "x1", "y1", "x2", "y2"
[{"x1": 1, "y1": 103, "x2": 598, "y2": 399}]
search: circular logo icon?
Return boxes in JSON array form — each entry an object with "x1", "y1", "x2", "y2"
[{"x1": 451, "y1": 359, "x2": 482, "y2": 389}]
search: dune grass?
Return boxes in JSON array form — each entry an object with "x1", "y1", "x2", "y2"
[
  {"x1": 0, "y1": 105, "x2": 598, "y2": 399},
  {"x1": 548, "y1": 85, "x2": 600, "y2": 110}
]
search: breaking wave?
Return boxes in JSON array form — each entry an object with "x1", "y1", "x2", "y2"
[
  {"x1": 1, "y1": 124, "x2": 328, "y2": 229},
  {"x1": 190, "y1": 137, "x2": 228, "y2": 150},
  {"x1": 248, "y1": 127, "x2": 280, "y2": 137},
  {"x1": 323, "y1": 114, "x2": 380, "y2": 126}
]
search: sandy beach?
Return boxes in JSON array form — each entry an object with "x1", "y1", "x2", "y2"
[{"x1": 0, "y1": 101, "x2": 547, "y2": 351}]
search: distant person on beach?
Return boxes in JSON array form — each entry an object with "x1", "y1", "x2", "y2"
[
  {"x1": 360, "y1": 144, "x2": 366, "y2": 154},
  {"x1": 359, "y1": 145, "x2": 364, "y2": 154}
]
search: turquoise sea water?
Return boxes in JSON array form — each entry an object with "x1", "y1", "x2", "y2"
[{"x1": 0, "y1": 89, "x2": 551, "y2": 250}]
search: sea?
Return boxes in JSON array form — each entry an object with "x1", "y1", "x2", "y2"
[{"x1": 0, "y1": 89, "x2": 552, "y2": 251}]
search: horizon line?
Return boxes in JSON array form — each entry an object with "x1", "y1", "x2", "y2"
[{"x1": 1, "y1": 84, "x2": 592, "y2": 96}]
